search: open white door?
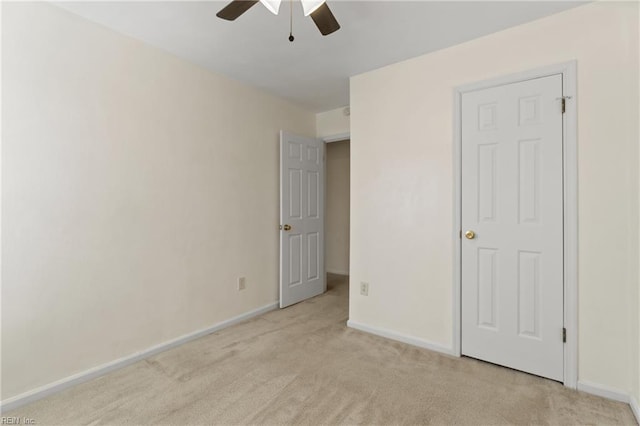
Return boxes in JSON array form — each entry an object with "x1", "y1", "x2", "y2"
[
  {"x1": 461, "y1": 74, "x2": 564, "y2": 381},
  {"x1": 280, "y1": 131, "x2": 325, "y2": 308}
]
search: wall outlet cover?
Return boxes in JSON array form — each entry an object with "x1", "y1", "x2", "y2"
[{"x1": 360, "y1": 282, "x2": 369, "y2": 296}]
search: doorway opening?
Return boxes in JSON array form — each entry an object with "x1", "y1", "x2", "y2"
[
  {"x1": 325, "y1": 139, "x2": 350, "y2": 297},
  {"x1": 278, "y1": 132, "x2": 350, "y2": 308}
]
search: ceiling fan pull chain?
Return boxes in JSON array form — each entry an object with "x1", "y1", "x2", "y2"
[{"x1": 288, "y1": 0, "x2": 295, "y2": 42}]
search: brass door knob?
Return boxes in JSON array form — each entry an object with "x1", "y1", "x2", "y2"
[
  {"x1": 465, "y1": 230, "x2": 476, "y2": 240},
  {"x1": 283, "y1": 224, "x2": 292, "y2": 231}
]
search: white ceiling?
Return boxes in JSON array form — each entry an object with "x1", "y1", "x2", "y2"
[{"x1": 55, "y1": 1, "x2": 584, "y2": 112}]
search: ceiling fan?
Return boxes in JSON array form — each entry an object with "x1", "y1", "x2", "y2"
[{"x1": 216, "y1": 0, "x2": 340, "y2": 37}]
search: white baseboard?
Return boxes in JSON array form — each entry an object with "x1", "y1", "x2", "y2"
[
  {"x1": 577, "y1": 381, "x2": 640, "y2": 423},
  {"x1": 327, "y1": 270, "x2": 349, "y2": 276},
  {"x1": 630, "y1": 395, "x2": 640, "y2": 425},
  {"x1": 0, "y1": 301, "x2": 279, "y2": 413},
  {"x1": 347, "y1": 320, "x2": 455, "y2": 356},
  {"x1": 577, "y1": 381, "x2": 629, "y2": 403}
]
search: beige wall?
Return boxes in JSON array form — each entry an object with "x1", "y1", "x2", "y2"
[
  {"x1": 350, "y1": 1, "x2": 639, "y2": 394},
  {"x1": 316, "y1": 107, "x2": 350, "y2": 139},
  {"x1": 1, "y1": 2, "x2": 315, "y2": 400},
  {"x1": 326, "y1": 141, "x2": 350, "y2": 275}
]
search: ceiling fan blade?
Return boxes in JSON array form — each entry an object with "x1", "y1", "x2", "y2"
[
  {"x1": 216, "y1": 0, "x2": 259, "y2": 21},
  {"x1": 310, "y1": 2, "x2": 340, "y2": 36}
]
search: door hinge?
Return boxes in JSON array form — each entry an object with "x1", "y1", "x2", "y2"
[
  {"x1": 562, "y1": 327, "x2": 567, "y2": 343},
  {"x1": 557, "y1": 96, "x2": 572, "y2": 114}
]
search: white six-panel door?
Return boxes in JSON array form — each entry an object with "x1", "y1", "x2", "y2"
[
  {"x1": 461, "y1": 74, "x2": 564, "y2": 381},
  {"x1": 280, "y1": 131, "x2": 325, "y2": 308}
]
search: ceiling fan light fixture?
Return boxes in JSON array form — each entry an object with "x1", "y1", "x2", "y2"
[
  {"x1": 216, "y1": 0, "x2": 340, "y2": 36},
  {"x1": 301, "y1": 0, "x2": 325, "y2": 16},
  {"x1": 260, "y1": 0, "x2": 282, "y2": 15}
]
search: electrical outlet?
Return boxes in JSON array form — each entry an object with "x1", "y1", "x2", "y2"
[
  {"x1": 360, "y1": 282, "x2": 369, "y2": 296},
  {"x1": 238, "y1": 277, "x2": 246, "y2": 291}
]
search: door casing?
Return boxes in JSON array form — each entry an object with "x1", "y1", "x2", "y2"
[{"x1": 452, "y1": 61, "x2": 577, "y2": 388}]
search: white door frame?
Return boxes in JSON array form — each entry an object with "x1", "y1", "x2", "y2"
[
  {"x1": 322, "y1": 132, "x2": 350, "y2": 143},
  {"x1": 452, "y1": 61, "x2": 578, "y2": 389}
]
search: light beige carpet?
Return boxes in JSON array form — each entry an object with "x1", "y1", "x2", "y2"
[{"x1": 7, "y1": 274, "x2": 636, "y2": 425}]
